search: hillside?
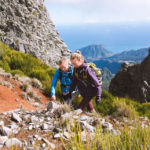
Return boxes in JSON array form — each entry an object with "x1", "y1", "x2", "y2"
[
  {"x1": 108, "y1": 47, "x2": 149, "y2": 63},
  {"x1": 1, "y1": 42, "x2": 150, "y2": 149},
  {"x1": 0, "y1": 69, "x2": 50, "y2": 113}
]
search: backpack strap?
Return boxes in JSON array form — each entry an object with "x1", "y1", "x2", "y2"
[
  {"x1": 59, "y1": 65, "x2": 73, "y2": 80},
  {"x1": 59, "y1": 69, "x2": 63, "y2": 80},
  {"x1": 74, "y1": 68, "x2": 78, "y2": 78},
  {"x1": 67, "y1": 65, "x2": 73, "y2": 80},
  {"x1": 83, "y1": 66, "x2": 88, "y2": 79}
]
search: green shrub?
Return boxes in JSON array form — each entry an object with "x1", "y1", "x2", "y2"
[
  {"x1": 42, "y1": 80, "x2": 52, "y2": 96},
  {"x1": 114, "y1": 100, "x2": 137, "y2": 120},
  {"x1": 137, "y1": 103, "x2": 150, "y2": 119},
  {"x1": 0, "y1": 41, "x2": 54, "y2": 97},
  {"x1": 72, "y1": 93, "x2": 82, "y2": 109},
  {"x1": 10, "y1": 69, "x2": 24, "y2": 76},
  {"x1": 94, "y1": 90, "x2": 117, "y2": 116},
  {"x1": 29, "y1": 69, "x2": 50, "y2": 81},
  {"x1": 0, "y1": 61, "x2": 10, "y2": 72}
]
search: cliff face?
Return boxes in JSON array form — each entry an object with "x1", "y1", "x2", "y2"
[
  {"x1": 109, "y1": 49, "x2": 150, "y2": 103},
  {"x1": 0, "y1": 0, "x2": 71, "y2": 68}
]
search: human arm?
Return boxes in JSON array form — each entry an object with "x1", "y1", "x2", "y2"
[
  {"x1": 50, "y1": 69, "x2": 60, "y2": 97},
  {"x1": 87, "y1": 67, "x2": 102, "y2": 103},
  {"x1": 69, "y1": 69, "x2": 78, "y2": 93}
]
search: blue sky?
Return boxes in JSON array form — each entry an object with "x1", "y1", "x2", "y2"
[{"x1": 44, "y1": 0, "x2": 150, "y2": 52}]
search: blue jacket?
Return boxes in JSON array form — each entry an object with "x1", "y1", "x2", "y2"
[{"x1": 50, "y1": 66, "x2": 73, "y2": 97}]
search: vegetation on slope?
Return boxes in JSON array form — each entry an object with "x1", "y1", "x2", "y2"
[{"x1": 0, "y1": 41, "x2": 150, "y2": 118}]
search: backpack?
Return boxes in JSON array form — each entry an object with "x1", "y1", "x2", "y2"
[{"x1": 75, "y1": 62, "x2": 102, "y2": 86}]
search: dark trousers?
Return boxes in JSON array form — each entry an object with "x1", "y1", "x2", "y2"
[
  {"x1": 61, "y1": 93, "x2": 74, "y2": 106},
  {"x1": 78, "y1": 96, "x2": 94, "y2": 111}
]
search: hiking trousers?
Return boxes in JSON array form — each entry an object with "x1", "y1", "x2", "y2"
[
  {"x1": 62, "y1": 92, "x2": 74, "y2": 106},
  {"x1": 78, "y1": 96, "x2": 94, "y2": 111}
]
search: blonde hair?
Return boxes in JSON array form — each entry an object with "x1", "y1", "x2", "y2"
[
  {"x1": 57, "y1": 56, "x2": 68, "y2": 65},
  {"x1": 70, "y1": 50, "x2": 84, "y2": 62}
]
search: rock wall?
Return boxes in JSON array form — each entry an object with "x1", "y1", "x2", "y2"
[
  {"x1": 0, "y1": 0, "x2": 71, "y2": 68},
  {"x1": 109, "y1": 49, "x2": 150, "y2": 102}
]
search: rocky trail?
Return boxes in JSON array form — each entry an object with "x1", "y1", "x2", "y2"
[{"x1": 0, "y1": 70, "x2": 150, "y2": 149}]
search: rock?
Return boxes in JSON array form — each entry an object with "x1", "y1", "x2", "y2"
[
  {"x1": 5, "y1": 138, "x2": 22, "y2": 147},
  {"x1": 63, "y1": 132, "x2": 71, "y2": 139},
  {"x1": 30, "y1": 116, "x2": 39, "y2": 123},
  {"x1": 23, "y1": 114, "x2": 31, "y2": 122},
  {"x1": 73, "y1": 115, "x2": 79, "y2": 120},
  {"x1": 11, "y1": 113, "x2": 22, "y2": 123},
  {"x1": 42, "y1": 143, "x2": 46, "y2": 148},
  {"x1": 54, "y1": 133, "x2": 63, "y2": 139},
  {"x1": 61, "y1": 112, "x2": 72, "y2": 121},
  {"x1": 41, "y1": 123, "x2": 49, "y2": 130},
  {"x1": 42, "y1": 138, "x2": 56, "y2": 149},
  {"x1": 0, "y1": 136, "x2": 8, "y2": 145},
  {"x1": 81, "y1": 131, "x2": 87, "y2": 142},
  {"x1": 0, "y1": 126, "x2": 12, "y2": 136},
  {"x1": 53, "y1": 128, "x2": 62, "y2": 133},
  {"x1": 28, "y1": 125, "x2": 33, "y2": 130},
  {"x1": 80, "y1": 121, "x2": 95, "y2": 133},
  {"x1": 74, "y1": 109, "x2": 82, "y2": 115},
  {"x1": 47, "y1": 101, "x2": 60, "y2": 112},
  {"x1": 8, "y1": 123, "x2": 20, "y2": 135},
  {"x1": 33, "y1": 102, "x2": 40, "y2": 107},
  {"x1": 102, "y1": 122, "x2": 113, "y2": 131},
  {"x1": 109, "y1": 50, "x2": 150, "y2": 102},
  {"x1": 0, "y1": 0, "x2": 71, "y2": 68},
  {"x1": 0, "y1": 121, "x2": 4, "y2": 126},
  {"x1": 80, "y1": 115, "x2": 90, "y2": 121}
]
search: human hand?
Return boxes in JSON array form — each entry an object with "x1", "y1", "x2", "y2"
[
  {"x1": 77, "y1": 94, "x2": 81, "y2": 98},
  {"x1": 95, "y1": 96, "x2": 101, "y2": 105},
  {"x1": 51, "y1": 95, "x2": 56, "y2": 101}
]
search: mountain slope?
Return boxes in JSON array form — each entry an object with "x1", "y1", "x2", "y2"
[
  {"x1": 79, "y1": 44, "x2": 114, "y2": 60},
  {"x1": 107, "y1": 47, "x2": 149, "y2": 63}
]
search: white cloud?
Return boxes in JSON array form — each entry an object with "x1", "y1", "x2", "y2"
[{"x1": 45, "y1": 0, "x2": 150, "y2": 25}]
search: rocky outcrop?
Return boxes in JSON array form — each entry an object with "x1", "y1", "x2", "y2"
[
  {"x1": 0, "y1": 0, "x2": 71, "y2": 68},
  {"x1": 109, "y1": 49, "x2": 150, "y2": 102}
]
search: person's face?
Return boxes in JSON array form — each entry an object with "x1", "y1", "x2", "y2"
[
  {"x1": 60, "y1": 61, "x2": 69, "y2": 72},
  {"x1": 71, "y1": 58, "x2": 82, "y2": 68}
]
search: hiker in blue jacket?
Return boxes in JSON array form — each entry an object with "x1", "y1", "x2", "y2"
[{"x1": 50, "y1": 57, "x2": 74, "y2": 105}]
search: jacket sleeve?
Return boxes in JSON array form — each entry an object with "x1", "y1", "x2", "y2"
[
  {"x1": 87, "y1": 67, "x2": 102, "y2": 97},
  {"x1": 50, "y1": 69, "x2": 60, "y2": 97},
  {"x1": 69, "y1": 69, "x2": 77, "y2": 93}
]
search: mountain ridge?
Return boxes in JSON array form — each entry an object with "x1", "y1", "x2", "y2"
[
  {"x1": 79, "y1": 44, "x2": 149, "y2": 74},
  {"x1": 79, "y1": 44, "x2": 114, "y2": 60}
]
